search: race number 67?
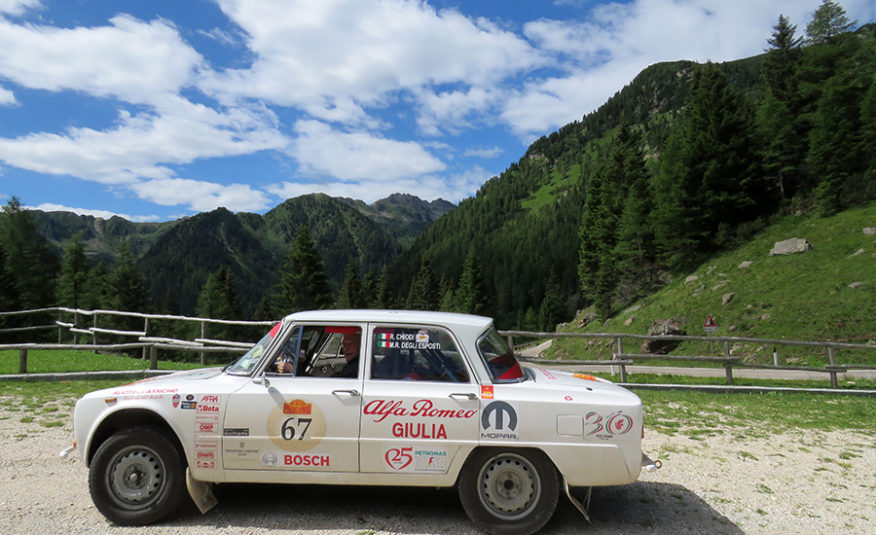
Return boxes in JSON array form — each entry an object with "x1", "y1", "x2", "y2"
[{"x1": 281, "y1": 417, "x2": 312, "y2": 440}]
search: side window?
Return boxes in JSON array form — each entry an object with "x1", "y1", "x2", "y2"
[
  {"x1": 270, "y1": 325, "x2": 362, "y2": 378},
  {"x1": 370, "y1": 326, "x2": 469, "y2": 383}
]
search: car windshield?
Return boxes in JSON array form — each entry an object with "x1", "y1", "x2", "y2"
[
  {"x1": 225, "y1": 322, "x2": 281, "y2": 374},
  {"x1": 477, "y1": 327, "x2": 525, "y2": 382}
]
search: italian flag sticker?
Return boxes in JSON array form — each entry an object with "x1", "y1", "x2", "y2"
[{"x1": 377, "y1": 332, "x2": 392, "y2": 348}]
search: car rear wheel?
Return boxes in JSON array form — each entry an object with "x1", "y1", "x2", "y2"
[
  {"x1": 458, "y1": 448, "x2": 559, "y2": 535},
  {"x1": 88, "y1": 427, "x2": 185, "y2": 525}
]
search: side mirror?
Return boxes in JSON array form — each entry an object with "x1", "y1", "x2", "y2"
[{"x1": 252, "y1": 372, "x2": 270, "y2": 388}]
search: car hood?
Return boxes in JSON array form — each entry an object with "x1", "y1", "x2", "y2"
[{"x1": 522, "y1": 365, "x2": 639, "y2": 400}]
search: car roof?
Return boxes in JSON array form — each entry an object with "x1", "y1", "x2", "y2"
[{"x1": 282, "y1": 309, "x2": 494, "y2": 333}]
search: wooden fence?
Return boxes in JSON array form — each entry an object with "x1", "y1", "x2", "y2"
[
  {"x1": 501, "y1": 330, "x2": 876, "y2": 388},
  {"x1": 1, "y1": 307, "x2": 874, "y2": 388},
  {"x1": 0, "y1": 307, "x2": 275, "y2": 373}
]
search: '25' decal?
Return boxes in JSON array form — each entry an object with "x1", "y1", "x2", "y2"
[{"x1": 385, "y1": 447, "x2": 413, "y2": 470}]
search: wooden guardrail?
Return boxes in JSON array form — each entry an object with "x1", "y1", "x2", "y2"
[
  {"x1": 500, "y1": 330, "x2": 876, "y2": 388},
  {"x1": 0, "y1": 307, "x2": 276, "y2": 372},
  {"x1": 2, "y1": 308, "x2": 874, "y2": 387}
]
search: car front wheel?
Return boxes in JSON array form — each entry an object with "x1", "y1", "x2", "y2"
[
  {"x1": 88, "y1": 427, "x2": 186, "y2": 525},
  {"x1": 458, "y1": 448, "x2": 559, "y2": 535}
]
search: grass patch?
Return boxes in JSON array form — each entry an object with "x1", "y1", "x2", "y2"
[
  {"x1": 0, "y1": 349, "x2": 206, "y2": 375},
  {"x1": 638, "y1": 389, "x2": 876, "y2": 434},
  {"x1": 544, "y1": 202, "x2": 876, "y2": 367}
]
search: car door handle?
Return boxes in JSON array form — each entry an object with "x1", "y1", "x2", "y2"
[
  {"x1": 332, "y1": 389, "x2": 360, "y2": 397},
  {"x1": 449, "y1": 393, "x2": 477, "y2": 400}
]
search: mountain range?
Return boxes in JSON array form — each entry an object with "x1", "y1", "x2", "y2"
[{"x1": 31, "y1": 193, "x2": 454, "y2": 317}]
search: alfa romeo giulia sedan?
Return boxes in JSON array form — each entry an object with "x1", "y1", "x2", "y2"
[{"x1": 63, "y1": 310, "x2": 652, "y2": 535}]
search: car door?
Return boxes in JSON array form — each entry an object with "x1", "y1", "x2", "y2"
[
  {"x1": 359, "y1": 324, "x2": 479, "y2": 474},
  {"x1": 221, "y1": 323, "x2": 364, "y2": 473}
]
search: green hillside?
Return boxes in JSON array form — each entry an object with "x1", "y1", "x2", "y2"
[
  {"x1": 390, "y1": 22, "x2": 876, "y2": 330},
  {"x1": 548, "y1": 202, "x2": 876, "y2": 364}
]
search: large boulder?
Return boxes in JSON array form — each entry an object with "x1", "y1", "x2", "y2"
[
  {"x1": 641, "y1": 319, "x2": 686, "y2": 354},
  {"x1": 769, "y1": 238, "x2": 812, "y2": 256}
]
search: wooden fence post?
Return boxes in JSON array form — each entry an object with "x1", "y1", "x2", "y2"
[
  {"x1": 200, "y1": 321, "x2": 207, "y2": 365},
  {"x1": 142, "y1": 317, "x2": 150, "y2": 360},
  {"x1": 57, "y1": 310, "x2": 62, "y2": 343},
  {"x1": 19, "y1": 349, "x2": 27, "y2": 374},
  {"x1": 724, "y1": 363, "x2": 734, "y2": 385},
  {"x1": 93, "y1": 313, "x2": 99, "y2": 345},
  {"x1": 73, "y1": 311, "x2": 79, "y2": 345},
  {"x1": 827, "y1": 347, "x2": 836, "y2": 366},
  {"x1": 150, "y1": 345, "x2": 157, "y2": 370}
]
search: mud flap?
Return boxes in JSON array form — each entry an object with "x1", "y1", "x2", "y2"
[
  {"x1": 563, "y1": 479, "x2": 592, "y2": 523},
  {"x1": 185, "y1": 468, "x2": 218, "y2": 514}
]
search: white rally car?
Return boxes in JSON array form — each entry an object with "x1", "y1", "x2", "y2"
[{"x1": 63, "y1": 310, "x2": 654, "y2": 535}]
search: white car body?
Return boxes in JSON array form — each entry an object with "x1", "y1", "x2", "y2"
[{"x1": 69, "y1": 310, "x2": 648, "y2": 534}]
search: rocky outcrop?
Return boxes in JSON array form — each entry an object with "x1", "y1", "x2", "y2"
[
  {"x1": 641, "y1": 319, "x2": 686, "y2": 354},
  {"x1": 769, "y1": 238, "x2": 812, "y2": 256}
]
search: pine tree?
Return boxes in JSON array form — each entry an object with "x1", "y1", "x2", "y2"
[
  {"x1": 578, "y1": 166, "x2": 611, "y2": 299},
  {"x1": 373, "y1": 266, "x2": 394, "y2": 309},
  {"x1": 612, "y1": 139, "x2": 656, "y2": 305},
  {"x1": 103, "y1": 241, "x2": 149, "y2": 338},
  {"x1": 406, "y1": 259, "x2": 439, "y2": 310},
  {"x1": 806, "y1": 0, "x2": 855, "y2": 45},
  {"x1": 336, "y1": 260, "x2": 365, "y2": 309},
  {"x1": 57, "y1": 233, "x2": 92, "y2": 309},
  {"x1": 279, "y1": 225, "x2": 333, "y2": 313},
  {"x1": 105, "y1": 242, "x2": 149, "y2": 313},
  {"x1": 758, "y1": 14, "x2": 806, "y2": 202},
  {"x1": 0, "y1": 197, "x2": 59, "y2": 311},
  {"x1": 196, "y1": 266, "x2": 240, "y2": 319},
  {"x1": 196, "y1": 266, "x2": 241, "y2": 341},
  {"x1": 580, "y1": 125, "x2": 652, "y2": 316},
  {"x1": 456, "y1": 246, "x2": 487, "y2": 315},
  {"x1": 538, "y1": 268, "x2": 565, "y2": 331},
  {"x1": 653, "y1": 63, "x2": 770, "y2": 269}
]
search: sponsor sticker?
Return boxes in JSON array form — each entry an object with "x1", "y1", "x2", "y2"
[
  {"x1": 481, "y1": 400, "x2": 519, "y2": 440},
  {"x1": 585, "y1": 411, "x2": 635, "y2": 440},
  {"x1": 384, "y1": 447, "x2": 447, "y2": 473},
  {"x1": 481, "y1": 385, "x2": 494, "y2": 399}
]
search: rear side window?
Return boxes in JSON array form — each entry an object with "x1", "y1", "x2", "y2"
[
  {"x1": 370, "y1": 326, "x2": 470, "y2": 383},
  {"x1": 478, "y1": 328, "x2": 524, "y2": 382}
]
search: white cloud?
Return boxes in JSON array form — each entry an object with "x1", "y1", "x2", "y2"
[
  {"x1": 0, "y1": 85, "x2": 15, "y2": 105},
  {"x1": 0, "y1": 14, "x2": 202, "y2": 104},
  {"x1": 464, "y1": 146, "x2": 503, "y2": 159},
  {"x1": 291, "y1": 120, "x2": 445, "y2": 182},
  {"x1": 0, "y1": 0, "x2": 40, "y2": 16},
  {"x1": 503, "y1": 0, "x2": 852, "y2": 139},
  {"x1": 202, "y1": 0, "x2": 544, "y2": 124},
  {"x1": 129, "y1": 178, "x2": 271, "y2": 213},
  {"x1": 0, "y1": 96, "x2": 287, "y2": 184},
  {"x1": 415, "y1": 86, "x2": 500, "y2": 136}
]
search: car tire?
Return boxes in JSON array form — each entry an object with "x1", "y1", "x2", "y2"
[
  {"x1": 458, "y1": 448, "x2": 559, "y2": 535},
  {"x1": 88, "y1": 427, "x2": 186, "y2": 525}
]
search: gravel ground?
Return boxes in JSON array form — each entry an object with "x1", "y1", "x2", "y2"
[{"x1": 1, "y1": 400, "x2": 874, "y2": 535}]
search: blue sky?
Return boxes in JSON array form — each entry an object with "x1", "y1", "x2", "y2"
[{"x1": 0, "y1": 0, "x2": 873, "y2": 222}]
